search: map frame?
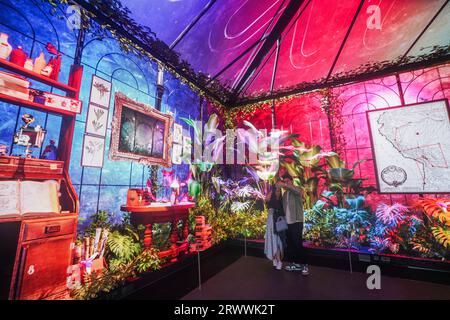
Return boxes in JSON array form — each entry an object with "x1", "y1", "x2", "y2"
[{"x1": 366, "y1": 99, "x2": 450, "y2": 194}]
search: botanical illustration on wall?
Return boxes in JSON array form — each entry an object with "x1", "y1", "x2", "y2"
[
  {"x1": 85, "y1": 104, "x2": 109, "y2": 137},
  {"x1": 82, "y1": 135, "x2": 105, "y2": 168},
  {"x1": 367, "y1": 100, "x2": 450, "y2": 193},
  {"x1": 90, "y1": 75, "x2": 112, "y2": 109}
]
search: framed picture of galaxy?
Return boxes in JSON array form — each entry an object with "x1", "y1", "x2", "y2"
[
  {"x1": 367, "y1": 99, "x2": 450, "y2": 194},
  {"x1": 110, "y1": 92, "x2": 174, "y2": 167}
]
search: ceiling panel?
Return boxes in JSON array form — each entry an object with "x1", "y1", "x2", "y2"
[
  {"x1": 331, "y1": 0, "x2": 446, "y2": 77},
  {"x1": 274, "y1": 0, "x2": 361, "y2": 91},
  {"x1": 174, "y1": 0, "x2": 288, "y2": 77},
  {"x1": 120, "y1": 0, "x2": 211, "y2": 45},
  {"x1": 115, "y1": 0, "x2": 450, "y2": 102},
  {"x1": 408, "y1": 2, "x2": 450, "y2": 58}
]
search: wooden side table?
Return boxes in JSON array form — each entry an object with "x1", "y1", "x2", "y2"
[{"x1": 121, "y1": 202, "x2": 195, "y2": 261}]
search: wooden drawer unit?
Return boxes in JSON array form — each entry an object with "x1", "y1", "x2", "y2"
[
  {"x1": 0, "y1": 214, "x2": 78, "y2": 300},
  {"x1": 14, "y1": 235, "x2": 73, "y2": 300},
  {"x1": 0, "y1": 156, "x2": 64, "y2": 179},
  {"x1": 22, "y1": 218, "x2": 76, "y2": 242}
]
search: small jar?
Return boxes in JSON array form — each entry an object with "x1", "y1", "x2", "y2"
[
  {"x1": 10, "y1": 46, "x2": 27, "y2": 67},
  {"x1": 24, "y1": 58, "x2": 34, "y2": 71}
]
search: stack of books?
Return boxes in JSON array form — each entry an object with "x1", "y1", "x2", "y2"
[
  {"x1": 0, "y1": 70, "x2": 30, "y2": 100},
  {"x1": 195, "y1": 216, "x2": 212, "y2": 251}
]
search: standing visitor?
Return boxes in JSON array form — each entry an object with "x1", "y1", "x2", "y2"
[
  {"x1": 279, "y1": 177, "x2": 310, "y2": 276},
  {"x1": 264, "y1": 183, "x2": 285, "y2": 270}
]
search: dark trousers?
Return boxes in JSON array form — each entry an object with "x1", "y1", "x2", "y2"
[{"x1": 285, "y1": 222, "x2": 308, "y2": 265}]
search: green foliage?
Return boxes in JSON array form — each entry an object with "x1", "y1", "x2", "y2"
[
  {"x1": 319, "y1": 155, "x2": 376, "y2": 207},
  {"x1": 73, "y1": 210, "x2": 163, "y2": 300},
  {"x1": 152, "y1": 223, "x2": 173, "y2": 251},
  {"x1": 190, "y1": 196, "x2": 227, "y2": 244},
  {"x1": 182, "y1": 131, "x2": 449, "y2": 262},
  {"x1": 413, "y1": 199, "x2": 450, "y2": 259},
  {"x1": 280, "y1": 139, "x2": 335, "y2": 209},
  {"x1": 107, "y1": 231, "x2": 141, "y2": 263},
  {"x1": 72, "y1": 248, "x2": 161, "y2": 300},
  {"x1": 135, "y1": 249, "x2": 162, "y2": 274},
  {"x1": 83, "y1": 210, "x2": 116, "y2": 236},
  {"x1": 189, "y1": 196, "x2": 267, "y2": 243},
  {"x1": 375, "y1": 203, "x2": 409, "y2": 226},
  {"x1": 432, "y1": 227, "x2": 450, "y2": 249},
  {"x1": 304, "y1": 204, "x2": 340, "y2": 247},
  {"x1": 304, "y1": 197, "x2": 372, "y2": 249}
]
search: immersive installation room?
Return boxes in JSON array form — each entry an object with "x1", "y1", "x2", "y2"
[{"x1": 0, "y1": 0, "x2": 449, "y2": 303}]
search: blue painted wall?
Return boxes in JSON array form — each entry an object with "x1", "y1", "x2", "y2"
[{"x1": 0, "y1": 0, "x2": 201, "y2": 227}]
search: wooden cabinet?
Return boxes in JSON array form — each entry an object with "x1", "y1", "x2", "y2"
[
  {"x1": 13, "y1": 216, "x2": 76, "y2": 300},
  {"x1": 2, "y1": 214, "x2": 77, "y2": 300},
  {"x1": 0, "y1": 157, "x2": 79, "y2": 300},
  {"x1": 0, "y1": 50, "x2": 82, "y2": 300}
]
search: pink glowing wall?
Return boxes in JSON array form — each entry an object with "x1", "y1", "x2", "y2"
[{"x1": 242, "y1": 63, "x2": 450, "y2": 207}]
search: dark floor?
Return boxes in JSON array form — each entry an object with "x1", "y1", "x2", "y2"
[
  {"x1": 182, "y1": 256, "x2": 450, "y2": 300},
  {"x1": 122, "y1": 244, "x2": 243, "y2": 300}
]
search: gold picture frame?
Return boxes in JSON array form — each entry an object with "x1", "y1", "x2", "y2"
[{"x1": 110, "y1": 92, "x2": 173, "y2": 167}]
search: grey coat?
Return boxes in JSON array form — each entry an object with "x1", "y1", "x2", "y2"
[{"x1": 282, "y1": 188, "x2": 304, "y2": 224}]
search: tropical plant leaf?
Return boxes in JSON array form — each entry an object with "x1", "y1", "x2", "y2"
[
  {"x1": 375, "y1": 203, "x2": 409, "y2": 226},
  {"x1": 346, "y1": 196, "x2": 365, "y2": 210},
  {"x1": 411, "y1": 242, "x2": 431, "y2": 254},
  {"x1": 351, "y1": 159, "x2": 366, "y2": 171},
  {"x1": 281, "y1": 160, "x2": 301, "y2": 177},
  {"x1": 416, "y1": 199, "x2": 450, "y2": 226},
  {"x1": 329, "y1": 168, "x2": 354, "y2": 182},
  {"x1": 432, "y1": 227, "x2": 450, "y2": 248},
  {"x1": 245, "y1": 166, "x2": 260, "y2": 184},
  {"x1": 205, "y1": 114, "x2": 219, "y2": 133},
  {"x1": 230, "y1": 201, "x2": 251, "y2": 214},
  {"x1": 326, "y1": 154, "x2": 345, "y2": 169},
  {"x1": 297, "y1": 145, "x2": 322, "y2": 168},
  {"x1": 107, "y1": 231, "x2": 141, "y2": 262},
  {"x1": 243, "y1": 120, "x2": 259, "y2": 135},
  {"x1": 304, "y1": 177, "x2": 319, "y2": 192},
  {"x1": 181, "y1": 117, "x2": 201, "y2": 144}
]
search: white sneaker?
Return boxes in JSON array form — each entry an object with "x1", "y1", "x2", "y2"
[
  {"x1": 301, "y1": 265, "x2": 310, "y2": 276},
  {"x1": 276, "y1": 261, "x2": 283, "y2": 270},
  {"x1": 284, "y1": 263, "x2": 302, "y2": 271}
]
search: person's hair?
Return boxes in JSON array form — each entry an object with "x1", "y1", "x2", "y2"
[{"x1": 271, "y1": 184, "x2": 281, "y2": 201}]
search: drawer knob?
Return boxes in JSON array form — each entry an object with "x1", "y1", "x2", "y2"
[
  {"x1": 45, "y1": 225, "x2": 61, "y2": 234},
  {"x1": 27, "y1": 265, "x2": 35, "y2": 275}
]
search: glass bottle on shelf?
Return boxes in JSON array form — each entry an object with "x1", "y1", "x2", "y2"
[
  {"x1": 33, "y1": 52, "x2": 46, "y2": 74},
  {"x1": 0, "y1": 33, "x2": 13, "y2": 59},
  {"x1": 24, "y1": 58, "x2": 34, "y2": 71},
  {"x1": 10, "y1": 46, "x2": 27, "y2": 67}
]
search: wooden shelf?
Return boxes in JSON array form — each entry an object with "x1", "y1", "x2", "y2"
[
  {"x1": 0, "y1": 93, "x2": 77, "y2": 116},
  {"x1": 0, "y1": 212, "x2": 77, "y2": 223},
  {"x1": 0, "y1": 58, "x2": 77, "y2": 94}
]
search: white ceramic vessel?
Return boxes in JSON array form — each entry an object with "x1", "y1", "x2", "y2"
[{"x1": 0, "y1": 33, "x2": 13, "y2": 59}]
